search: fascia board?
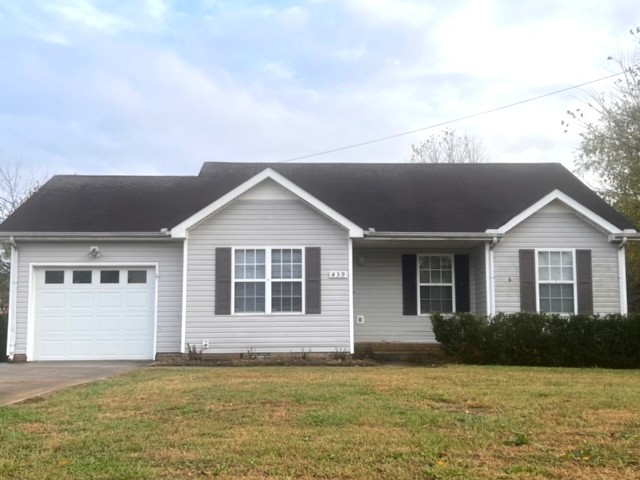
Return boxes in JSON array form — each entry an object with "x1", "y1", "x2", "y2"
[
  {"x1": 488, "y1": 189, "x2": 623, "y2": 235},
  {"x1": 171, "y1": 168, "x2": 364, "y2": 238}
]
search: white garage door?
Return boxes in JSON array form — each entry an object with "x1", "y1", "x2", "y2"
[{"x1": 33, "y1": 267, "x2": 155, "y2": 361}]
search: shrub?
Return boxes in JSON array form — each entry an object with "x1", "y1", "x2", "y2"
[{"x1": 432, "y1": 312, "x2": 640, "y2": 368}]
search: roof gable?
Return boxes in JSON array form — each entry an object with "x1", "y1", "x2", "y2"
[
  {"x1": 0, "y1": 162, "x2": 634, "y2": 235},
  {"x1": 170, "y1": 168, "x2": 364, "y2": 238},
  {"x1": 486, "y1": 189, "x2": 633, "y2": 235}
]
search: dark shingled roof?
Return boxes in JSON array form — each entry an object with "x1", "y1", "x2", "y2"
[{"x1": 0, "y1": 162, "x2": 634, "y2": 233}]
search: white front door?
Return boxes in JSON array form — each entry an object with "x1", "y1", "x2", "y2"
[{"x1": 33, "y1": 267, "x2": 155, "y2": 360}]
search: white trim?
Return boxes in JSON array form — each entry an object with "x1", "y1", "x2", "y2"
[
  {"x1": 489, "y1": 189, "x2": 627, "y2": 235},
  {"x1": 618, "y1": 246, "x2": 628, "y2": 314},
  {"x1": 489, "y1": 247, "x2": 495, "y2": 315},
  {"x1": 533, "y1": 249, "x2": 577, "y2": 314},
  {"x1": 416, "y1": 254, "x2": 456, "y2": 315},
  {"x1": 0, "y1": 232, "x2": 174, "y2": 240},
  {"x1": 27, "y1": 262, "x2": 159, "y2": 361},
  {"x1": 181, "y1": 237, "x2": 188, "y2": 353},
  {"x1": 484, "y1": 242, "x2": 492, "y2": 315},
  {"x1": 348, "y1": 238, "x2": 354, "y2": 354},
  {"x1": 170, "y1": 168, "x2": 364, "y2": 238},
  {"x1": 6, "y1": 245, "x2": 18, "y2": 359},
  {"x1": 231, "y1": 246, "x2": 305, "y2": 315}
]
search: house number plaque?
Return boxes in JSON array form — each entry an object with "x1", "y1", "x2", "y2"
[{"x1": 328, "y1": 271, "x2": 348, "y2": 279}]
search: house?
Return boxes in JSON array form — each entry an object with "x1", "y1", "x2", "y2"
[{"x1": 0, "y1": 162, "x2": 637, "y2": 362}]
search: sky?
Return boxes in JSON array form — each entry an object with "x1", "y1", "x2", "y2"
[{"x1": 0, "y1": 0, "x2": 638, "y2": 177}]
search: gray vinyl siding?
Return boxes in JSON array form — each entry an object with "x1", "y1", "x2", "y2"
[
  {"x1": 494, "y1": 200, "x2": 621, "y2": 314},
  {"x1": 353, "y1": 246, "x2": 485, "y2": 343},
  {"x1": 185, "y1": 198, "x2": 351, "y2": 353},
  {"x1": 13, "y1": 241, "x2": 184, "y2": 356}
]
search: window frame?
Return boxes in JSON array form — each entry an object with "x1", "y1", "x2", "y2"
[
  {"x1": 534, "y1": 248, "x2": 577, "y2": 315},
  {"x1": 231, "y1": 246, "x2": 305, "y2": 315},
  {"x1": 416, "y1": 254, "x2": 456, "y2": 316}
]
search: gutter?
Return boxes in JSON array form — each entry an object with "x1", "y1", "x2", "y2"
[
  {"x1": 0, "y1": 231, "x2": 178, "y2": 242},
  {"x1": 362, "y1": 231, "x2": 504, "y2": 242}
]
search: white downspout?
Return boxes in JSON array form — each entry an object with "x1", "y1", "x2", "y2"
[
  {"x1": 484, "y1": 242, "x2": 491, "y2": 315},
  {"x1": 6, "y1": 238, "x2": 18, "y2": 360},
  {"x1": 618, "y1": 239, "x2": 628, "y2": 315}
]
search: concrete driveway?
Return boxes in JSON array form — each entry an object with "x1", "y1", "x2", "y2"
[{"x1": 0, "y1": 361, "x2": 148, "y2": 405}]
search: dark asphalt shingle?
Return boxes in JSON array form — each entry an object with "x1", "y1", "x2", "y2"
[{"x1": 0, "y1": 162, "x2": 633, "y2": 233}]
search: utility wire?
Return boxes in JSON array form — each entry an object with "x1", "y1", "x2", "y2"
[{"x1": 277, "y1": 71, "x2": 625, "y2": 163}]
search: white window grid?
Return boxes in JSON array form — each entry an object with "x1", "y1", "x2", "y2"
[
  {"x1": 534, "y1": 249, "x2": 577, "y2": 314},
  {"x1": 231, "y1": 247, "x2": 305, "y2": 315},
  {"x1": 417, "y1": 254, "x2": 456, "y2": 315}
]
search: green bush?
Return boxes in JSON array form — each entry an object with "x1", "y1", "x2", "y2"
[{"x1": 431, "y1": 312, "x2": 640, "y2": 368}]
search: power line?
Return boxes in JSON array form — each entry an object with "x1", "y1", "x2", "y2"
[{"x1": 278, "y1": 71, "x2": 625, "y2": 163}]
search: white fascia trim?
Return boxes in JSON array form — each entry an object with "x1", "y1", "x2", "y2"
[
  {"x1": 180, "y1": 236, "x2": 188, "y2": 353},
  {"x1": 6, "y1": 245, "x2": 18, "y2": 360},
  {"x1": 348, "y1": 238, "x2": 355, "y2": 354},
  {"x1": 484, "y1": 242, "x2": 492, "y2": 316},
  {"x1": 170, "y1": 168, "x2": 364, "y2": 238},
  {"x1": 488, "y1": 189, "x2": 627, "y2": 236},
  {"x1": 0, "y1": 232, "x2": 172, "y2": 240},
  {"x1": 618, "y1": 245, "x2": 628, "y2": 314}
]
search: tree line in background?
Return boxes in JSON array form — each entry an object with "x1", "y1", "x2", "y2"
[
  {"x1": 0, "y1": 155, "x2": 43, "y2": 310},
  {"x1": 565, "y1": 27, "x2": 640, "y2": 310}
]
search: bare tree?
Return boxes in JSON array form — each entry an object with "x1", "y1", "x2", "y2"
[
  {"x1": 0, "y1": 154, "x2": 44, "y2": 310},
  {"x1": 409, "y1": 128, "x2": 490, "y2": 164}
]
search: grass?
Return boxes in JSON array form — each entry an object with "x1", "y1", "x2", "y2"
[{"x1": 1, "y1": 365, "x2": 639, "y2": 479}]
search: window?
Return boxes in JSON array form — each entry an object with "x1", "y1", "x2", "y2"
[
  {"x1": 127, "y1": 270, "x2": 147, "y2": 284},
  {"x1": 72, "y1": 270, "x2": 92, "y2": 284},
  {"x1": 45, "y1": 270, "x2": 64, "y2": 284},
  {"x1": 271, "y1": 249, "x2": 303, "y2": 312},
  {"x1": 233, "y1": 248, "x2": 303, "y2": 314},
  {"x1": 100, "y1": 270, "x2": 120, "y2": 284},
  {"x1": 418, "y1": 255, "x2": 454, "y2": 314},
  {"x1": 537, "y1": 250, "x2": 575, "y2": 314}
]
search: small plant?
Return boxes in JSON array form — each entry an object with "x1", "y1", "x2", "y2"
[
  {"x1": 246, "y1": 347, "x2": 257, "y2": 359},
  {"x1": 505, "y1": 432, "x2": 530, "y2": 446},
  {"x1": 330, "y1": 347, "x2": 349, "y2": 361},
  {"x1": 185, "y1": 343, "x2": 203, "y2": 361}
]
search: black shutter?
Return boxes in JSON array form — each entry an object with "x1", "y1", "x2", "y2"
[
  {"x1": 576, "y1": 249, "x2": 593, "y2": 314},
  {"x1": 454, "y1": 254, "x2": 470, "y2": 312},
  {"x1": 519, "y1": 249, "x2": 536, "y2": 312},
  {"x1": 402, "y1": 255, "x2": 417, "y2": 315},
  {"x1": 305, "y1": 247, "x2": 321, "y2": 314},
  {"x1": 214, "y1": 248, "x2": 232, "y2": 315}
]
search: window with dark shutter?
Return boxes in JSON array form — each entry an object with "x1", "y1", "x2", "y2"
[
  {"x1": 576, "y1": 249, "x2": 593, "y2": 314},
  {"x1": 215, "y1": 248, "x2": 232, "y2": 315},
  {"x1": 454, "y1": 254, "x2": 470, "y2": 312},
  {"x1": 305, "y1": 247, "x2": 321, "y2": 314},
  {"x1": 519, "y1": 249, "x2": 536, "y2": 312},
  {"x1": 402, "y1": 254, "x2": 417, "y2": 315}
]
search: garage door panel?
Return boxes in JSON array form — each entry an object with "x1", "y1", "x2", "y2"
[
  {"x1": 40, "y1": 316, "x2": 65, "y2": 333},
  {"x1": 71, "y1": 293, "x2": 93, "y2": 308},
  {"x1": 34, "y1": 267, "x2": 155, "y2": 360},
  {"x1": 68, "y1": 341, "x2": 93, "y2": 357},
  {"x1": 125, "y1": 315, "x2": 151, "y2": 332},
  {"x1": 39, "y1": 340, "x2": 65, "y2": 358},
  {"x1": 43, "y1": 292, "x2": 66, "y2": 308},
  {"x1": 98, "y1": 292, "x2": 122, "y2": 308},
  {"x1": 69, "y1": 316, "x2": 93, "y2": 332},
  {"x1": 126, "y1": 292, "x2": 151, "y2": 307}
]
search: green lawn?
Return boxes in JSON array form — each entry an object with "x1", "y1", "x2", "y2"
[{"x1": 1, "y1": 365, "x2": 640, "y2": 479}]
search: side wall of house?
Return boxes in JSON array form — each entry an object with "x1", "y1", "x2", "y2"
[
  {"x1": 12, "y1": 241, "x2": 184, "y2": 355},
  {"x1": 185, "y1": 180, "x2": 351, "y2": 353},
  {"x1": 494, "y1": 200, "x2": 621, "y2": 313},
  {"x1": 352, "y1": 246, "x2": 484, "y2": 343}
]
